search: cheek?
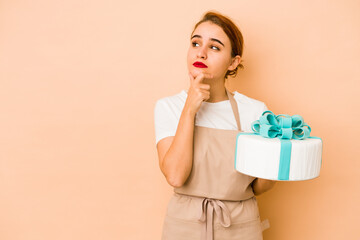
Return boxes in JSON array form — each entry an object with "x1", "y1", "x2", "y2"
[
  {"x1": 209, "y1": 58, "x2": 231, "y2": 77},
  {"x1": 186, "y1": 49, "x2": 194, "y2": 63},
  {"x1": 214, "y1": 55, "x2": 231, "y2": 69}
]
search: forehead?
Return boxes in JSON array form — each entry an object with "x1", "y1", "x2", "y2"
[{"x1": 192, "y1": 21, "x2": 230, "y2": 45}]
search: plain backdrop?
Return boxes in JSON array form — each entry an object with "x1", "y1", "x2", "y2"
[{"x1": 0, "y1": 0, "x2": 359, "y2": 239}]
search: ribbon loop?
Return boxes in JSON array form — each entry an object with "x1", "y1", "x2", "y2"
[
  {"x1": 199, "y1": 198, "x2": 231, "y2": 240},
  {"x1": 252, "y1": 111, "x2": 311, "y2": 140}
]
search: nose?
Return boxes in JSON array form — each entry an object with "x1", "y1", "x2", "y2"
[{"x1": 197, "y1": 45, "x2": 207, "y2": 60}]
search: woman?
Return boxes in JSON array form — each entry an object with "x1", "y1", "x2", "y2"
[{"x1": 154, "y1": 11, "x2": 276, "y2": 240}]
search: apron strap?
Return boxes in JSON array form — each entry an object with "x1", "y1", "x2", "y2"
[
  {"x1": 261, "y1": 218, "x2": 270, "y2": 231},
  {"x1": 198, "y1": 197, "x2": 269, "y2": 240},
  {"x1": 199, "y1": 198, "x2": 231, "y2": 240},
  {"x1": 225, "y1": 88, "x2": 242, "y2": 131}
]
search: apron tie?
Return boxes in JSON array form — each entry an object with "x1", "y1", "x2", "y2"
[{"x1": 199, "y1": 198, "x2": 231, "y2": 240}]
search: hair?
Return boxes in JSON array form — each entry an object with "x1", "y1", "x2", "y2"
[{"x1": 191, "y1": 11, "x2": 245, "y2": 79}]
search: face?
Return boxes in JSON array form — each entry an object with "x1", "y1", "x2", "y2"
[{"x1": 187, "y1": 21, "x2": 240, "y2": 81}]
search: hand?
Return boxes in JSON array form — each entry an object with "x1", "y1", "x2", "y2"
[
  {"x1": 252, "y1": 178, "x2": 277, "y2": 196},
  {"x1": 184, "y1": 70, "x2": 213, "y2": 115}
]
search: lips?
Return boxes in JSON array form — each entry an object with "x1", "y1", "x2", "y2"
[{"x1": 193, "y1": 61, "x2": 208, "y2": 68}]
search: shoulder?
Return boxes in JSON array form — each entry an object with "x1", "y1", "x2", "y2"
[
  {"x1": 154, "y1": 90, "x2": 187, "y2": 113},
  {"x1": 233, "y1": 91, "x2": 267, "y2": 110},
  {"x1": 154, "y1": 89, "x2": 187, "y2": 119},
  {"x1": 154, "y1": 90, "x2": 187, "y2": 145},
  {"x1": 232, "y1": 91, "x2": 268, "y2": 127},
  {"x1": 155, "y1": 90, "x2": 187, "y2": 107}
]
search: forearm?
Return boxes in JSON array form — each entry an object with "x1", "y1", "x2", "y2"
[
  {"x1": 252, "y1": 178, "x2": 277, "y2": 196},
  {"x1": 161, "y1": 107, "x2": 196, "y2": 187}
]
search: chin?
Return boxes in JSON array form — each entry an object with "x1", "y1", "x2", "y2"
[{"x1": 192, "y1": 68, "x2": 209, "y2": 74}]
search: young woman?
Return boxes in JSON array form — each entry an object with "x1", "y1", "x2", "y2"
[{"x1": 154, "y1": 11, "x2": 276, "y2": 240}]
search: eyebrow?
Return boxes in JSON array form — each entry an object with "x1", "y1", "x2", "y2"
[{"x1": 191, "y1": 34, "x2": 225, "y2": 47}]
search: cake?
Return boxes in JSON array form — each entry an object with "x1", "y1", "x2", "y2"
[{"x1": 234, "y1": 111, "x2": 323, "y2": 181}]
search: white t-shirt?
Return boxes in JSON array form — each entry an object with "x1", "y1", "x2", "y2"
[{"x1": 154, "y1": 89, "x2": 268, "y2": 146}]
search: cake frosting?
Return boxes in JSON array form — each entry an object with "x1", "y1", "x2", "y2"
[{"x1": 234, "y1": 111, "x2": 323, "y2": 181}]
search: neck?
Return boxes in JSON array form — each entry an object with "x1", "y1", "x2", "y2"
[{"x1": 203, "y1": 77, "x2": 229, "y2": 103}]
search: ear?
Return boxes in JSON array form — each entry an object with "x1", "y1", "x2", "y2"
[{"x1": 227, "y1": 55, "x2": 241, "y2": 71}]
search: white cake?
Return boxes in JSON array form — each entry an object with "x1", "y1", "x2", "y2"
[{"x1": 234, "y1": 133, "x2": 323, "y2": 181}]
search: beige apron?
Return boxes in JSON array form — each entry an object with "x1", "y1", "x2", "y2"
[{"x1": 161, "y1": 89, "x2": 270, "y2": 240}]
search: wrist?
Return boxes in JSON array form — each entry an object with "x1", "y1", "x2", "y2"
[{"x1": 182, "y1": 105, "x2": 197, "y2": 118}]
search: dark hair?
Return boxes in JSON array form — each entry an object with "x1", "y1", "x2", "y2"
[{"x1": 191, "y1": 11, "x2": 245, "y2": 79}]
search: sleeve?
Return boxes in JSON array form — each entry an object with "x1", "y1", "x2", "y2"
[
  {"x1": 262, "y1": 102, "x2": 269, "y2": 112},
  {"x1": 154, "y1": 99, "x2": 179, "y2": 146}
]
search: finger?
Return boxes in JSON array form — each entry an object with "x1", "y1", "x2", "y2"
[
  {"x1": 191, "y1": 69, "x2": 202, "y2": 78},
  {"x1": 202, "y1": 73, "x2": 213, "y2": 79},
  {"x1": 194, "y1": 72, "x2": 213, "y2": 83},
  {"x1": 198, "y1": 83, "x2": 210, "y2": 90},
  {"x1": 188, "y1": 72, "x2": 195, "y2": 82},
  {"x1": 194, "y1": 72, "x2": 205, "y2": 83},
  {"x1": 200, "y1": 90, "x2": 210, "y2": 100},
  {"x1": 200, "y1": 89, "x2": 210, "y2": 95}
]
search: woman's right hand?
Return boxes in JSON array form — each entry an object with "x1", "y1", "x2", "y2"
[{"x1": 184, "y1": 71, "x2": 213, "y2": 115}]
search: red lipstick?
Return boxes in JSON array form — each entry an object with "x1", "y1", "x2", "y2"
[{"x1": 193, "y1": 61, "x2": 208, "y2": 68}]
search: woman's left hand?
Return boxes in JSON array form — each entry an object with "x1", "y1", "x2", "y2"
[{"x1": 251, "y1": 178, "x2": 277, "y2": 196}]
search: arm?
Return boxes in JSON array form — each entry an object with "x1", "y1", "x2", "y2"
[
  {"x1": 252, "y1": 178, "x2": 277, "y2": 196},
  {"x1": 156, "y1": 107, "x2": 196, "y2": 188},
  {"x1": 251, "y1": 103, "x2": 276, "y2": 195},
  {"x1": 156, "y1": 72, "x2": 212, "y2": 188}
]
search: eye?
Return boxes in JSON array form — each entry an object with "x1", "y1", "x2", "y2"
[
  {"x1": 211, "y1": 45, "x2": 220, "y2": 50},
  {"x1": 191, "y1": 41, "x2": 199, "y2": 47}
]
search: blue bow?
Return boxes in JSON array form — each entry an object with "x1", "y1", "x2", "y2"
[{"x1": 251, "y1": 111, "x2": 311, "y2": 140}]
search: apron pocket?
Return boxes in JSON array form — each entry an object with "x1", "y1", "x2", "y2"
[
  {"x1": 214, "y1": 216, "x2": 263, "y2": 240},
  {"x1": 161, "y1": 214, "x2": 202, "y2": 240},
  {"x1": 225, "y1": 196, "x2": 260, "y2": 225}
]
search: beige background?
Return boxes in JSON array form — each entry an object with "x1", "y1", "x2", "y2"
[{"x1": 0, "y1": 0, "x2": 359, "y2": 239}]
